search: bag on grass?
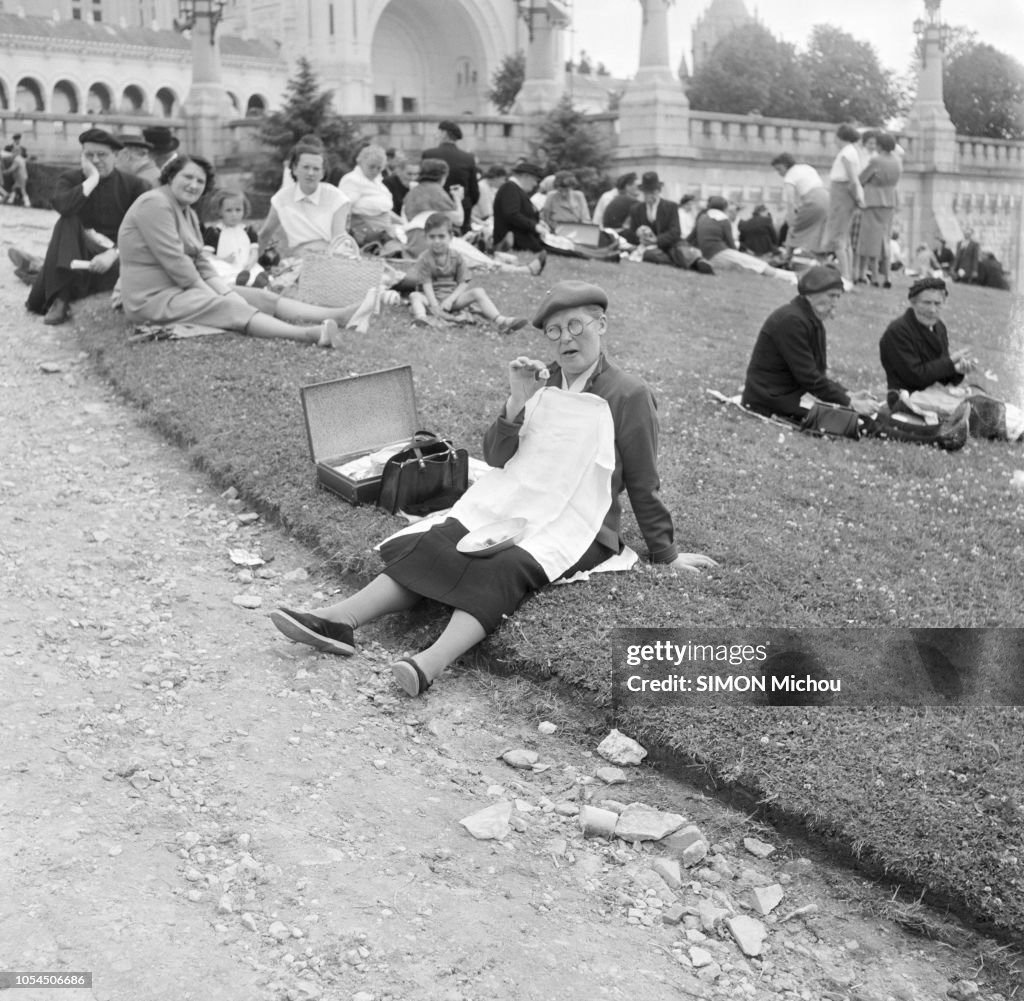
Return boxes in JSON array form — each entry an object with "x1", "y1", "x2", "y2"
[
  {"x1": 799, "y1": 402, "x2": 861, "y2": 440},
  {"x1": 377, "y1": 431, "x2": 469, "y2": 516}
]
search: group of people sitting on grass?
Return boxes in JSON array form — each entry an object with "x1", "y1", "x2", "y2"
[
  {"x1": 741, "y1": 266, "x2": 1023, "y2": 448},
  {"x1": 7, "y1": 126, "x2": 1018, "y2": 700}
]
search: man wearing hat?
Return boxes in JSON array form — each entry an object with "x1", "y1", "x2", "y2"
[
  {"x1": 485, "y1": 280, "x2": 719, "y2": 574},
  {"x1": 142, "y1": 126, "x2": 180, "y2": 171},
  {"x1": 493, "y1": 162, "x2": 548, "y2": 256},
  {"x1": 623, "y1": 172, "x2": 712, "y2": 274},
  {"x1": 22, "y1": 128, "x2": 150, "y2": 325},
  {"x1": 116, "y1": 129, "x2": 160, "y2": 188},
  {"x1": 741, "y1": 265, "x2": 969, "y2": 449},
  {"x1": 420, "y1": 120, "x2": 479, "y2": 234}
]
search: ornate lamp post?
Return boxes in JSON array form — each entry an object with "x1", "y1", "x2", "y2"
[
  {"x1": 175, "y1": 0, "x2": 233, "y2": 161},
  {"x1": 906, "y1": 0, "x2": 956, "y2": 170}
]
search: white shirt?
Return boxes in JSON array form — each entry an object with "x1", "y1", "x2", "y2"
[
  {"x1": 592, "y1": 188, "x2": 617, "y2": 227},
  {"x1": 270, "y1": 183, "x2": 349, "y2": 250},
  {"x1": 829, "y1": 143, "x2": 861, "y2": 183},
  {"x1": 784, "y1": 163, "x2": 825, "y2": 199},
  {"x1": 337, "y1": 167, "x2": 394, "y2": 216}
]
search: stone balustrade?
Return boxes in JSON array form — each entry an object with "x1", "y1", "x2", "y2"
[
  {"x1": 955, "y1": 136, "x2": 1024, "y2": 174},
  {"x1": 1, "y1": 110, "x2": 187, "y2": 163}
]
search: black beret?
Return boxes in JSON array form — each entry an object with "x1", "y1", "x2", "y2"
[
  {"x1": 797, "y1": 265, "x2": 845, "y2": 295},
  {"x1": 438, "y1": 119, "x2": 463, "y2": 141},
  {"x1": 513, "y1": 161, "x2": 544, "y2": 179},
  {"x1": 79, "y1": 128, "x2": 122, "y2": 150},
  {"x1": 532, "y1": 281, "x2": 609, "y2": 329}
]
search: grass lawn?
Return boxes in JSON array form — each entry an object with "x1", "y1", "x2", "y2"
[{"x1": 73, "y1": 256, "x2": 1024, "y2": 947}]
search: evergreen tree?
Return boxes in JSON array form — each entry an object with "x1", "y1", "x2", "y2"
[
  {"x1": 535, "y1": 96, "x2": 612, "y2": 206},
  {"x1": 258, "y1": 57, "x2": 360, "y2": 167}
]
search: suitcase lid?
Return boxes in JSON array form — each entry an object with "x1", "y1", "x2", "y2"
[{"x1": 300, "y1": 365, "x2": 418, "y2": 463}]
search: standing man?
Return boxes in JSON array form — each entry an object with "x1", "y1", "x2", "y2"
[
  {"x1": 622, "y1": 172, "x2": 713, "y2": 274},
  {"x1": 2, "y1": 132, "x2": 31, "y2": 206},
  {"x1": 23, "y1": 128, "x2": 149, "y2": 325},
  {"x1": 952, "y1": 227, "x2": 980, "y2": 284},
  {"x1": 116, "y1": 129, "x2": 160, "y2": 188},
  {"x1": 420, "y1": 120, "x2": 479, "y2": 234}
]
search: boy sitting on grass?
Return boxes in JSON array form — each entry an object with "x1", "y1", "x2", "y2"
[{"x1": 408, "y1": 213, "x2": 528, "y2": 334}]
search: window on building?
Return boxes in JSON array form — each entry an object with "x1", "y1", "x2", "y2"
[
  {"x1": 374, "y1": 95, "x2": 393, "y2": 113},
  {"x1": 401, "y1": 97, "x2": 417, "y2": 114},
  {"x1": 92, "y1": 0, "x2": 102, "y2": 22}
]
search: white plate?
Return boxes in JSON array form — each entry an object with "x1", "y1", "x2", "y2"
[{"x1": 456, "y1": 518, "x2": 528, "y2": 557}]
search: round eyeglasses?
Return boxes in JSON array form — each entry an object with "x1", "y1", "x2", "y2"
[{"x1": 543, "y1": 315, "x2": 603, "y2": 341}]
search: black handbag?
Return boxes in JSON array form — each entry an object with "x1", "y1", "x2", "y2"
[
  {"x1": 799, "y1": 402, "x2": 861, "y2": 440},
  {"x1": 377, "y1": 431, "x2": 469, "y2": 515}
]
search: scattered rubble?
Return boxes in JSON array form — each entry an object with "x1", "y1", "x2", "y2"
[{"x1": 596, "y1": 729, "x2": 647, "y2": 766}]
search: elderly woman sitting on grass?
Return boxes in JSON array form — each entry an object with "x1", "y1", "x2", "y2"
[
  {"x1": 270, "y1": 280, "x2": 718, "y2": 697},
  {"x1": 879, "y1": 277, "x2": 1024, "y2": 441},
  {"x1": 337, "y1": 144, "x2": 405, "y2": 253},
  {"x1": 118, "y1": 154, "x2": 360, "y2": 348}
]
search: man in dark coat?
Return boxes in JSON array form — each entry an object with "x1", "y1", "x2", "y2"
[
  {"x1": 952, "y1": 228, "x2": 980, "y2": 283},
  {"x1": 622, "y1": 172, "x2": 712, "y2": 273},
  {"x1": 493, "y1": 162, "x2": 547, "y2": 254},
  {"x1": 420, "y1": 120, "x2": 479, "y2": 234},
  {"x1": 22, "y1": 129, "x2": 149, "y2": 325},
  {"x1": 974, "y1": 252, "x2": 1010, "y2": 290}
]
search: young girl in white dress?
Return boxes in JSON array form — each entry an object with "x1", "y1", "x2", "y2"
[{"x1": 202, "y1": 190, "x2": 265, "y2": 286}]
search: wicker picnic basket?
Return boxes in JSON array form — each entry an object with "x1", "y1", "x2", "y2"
[{"x1": 295, "y1": 235, "x2": 385, "y2": 308}]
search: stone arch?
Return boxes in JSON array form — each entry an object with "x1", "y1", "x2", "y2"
[
  {"x1": 245, "y1": 93, "x2": 267, "y2": 117},
  {"x1": 120, "y1": 84, "x2": 146, "y2": 115},
  {"x1": 52, "y1": 79, "x2": 81, "y2": 115},
  {"x1": 155, "y1": 87, "x2": 179, "y2": 118},
  {"x1": 87, "y1": 82, "x2": 113, "y2": 114},
  {"x1": 368, "y1": 0, "x2": 507, "y2": 115},
  {"x1": 15, "y1": 76, "x2": 45, "y2": 113}
]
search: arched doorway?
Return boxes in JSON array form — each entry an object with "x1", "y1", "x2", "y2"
[
  {"x1": 370, "y1": 0, "x2": 489, "y2": 115},
  {"x1": 245, "y1": 94, "x2": 267, "y2": 117},
  {"x1": 87, "y1": 83, "x2": 112, "y2": 114},
  {"x1": 52, "y1": 80, "x2": 80, "y2": 115},
  {"x1": 155, "y1": 87, "x2": 178, "y2": 118},
  {"x1": 15, "y1": 77, "x2": 45, "y2": 112},
  {"x1": 120, "y1": 84, "x2": 146, "y2": 115}
]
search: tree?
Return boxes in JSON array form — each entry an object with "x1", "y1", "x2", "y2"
[
  {"x1": 535, "y1": 96, "x2": 612, "y2": 206},
  {"x1": 802, "y1": 25, "x2": 904, "y2": 125},
  {"x1": 258, "y1": 57, "x2": 360, "y2": 167},
  {"x1": 943, "y1": 42, "x2": 1024, "y2": 140},
  {"x1": 487, "y1": 51, "x2": 525, "y2": 114},
  {"x1": 687, "y1": 24, "x2": 815, "y2": 120}
]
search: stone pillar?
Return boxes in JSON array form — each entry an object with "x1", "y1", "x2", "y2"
[
  {"x1": 515, "y1": 1, "x2": 569, "y2": 115},
  {"x1": 182, "y1": 8, "x2": 235, "y2": 163},
  {"x1": 904, "y1": 2, "x2": 956, "y2": 172},
  {"x1": 617, "y1": 0, "x2": 693, "y2": 166}
]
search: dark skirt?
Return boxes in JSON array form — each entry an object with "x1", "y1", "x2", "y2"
[{"x1": 379, "y1": 518, "x2": 612, "y2": 633}]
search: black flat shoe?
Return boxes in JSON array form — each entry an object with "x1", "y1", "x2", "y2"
[
  {"x1": 269, "y1": 607, "x2": 356, "y2": 655},
  {"x1": 391, "y1": 657, "x2": 432, "y2": 696}
]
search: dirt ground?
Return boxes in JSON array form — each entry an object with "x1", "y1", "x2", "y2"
[{"x1": 0, "y1": 205, "x2": 1014, "y2": 1001}]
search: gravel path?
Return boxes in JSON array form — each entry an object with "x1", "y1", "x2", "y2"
[{"x1": 0, "y1": 206, "x2": 1010, "y2": 1001}]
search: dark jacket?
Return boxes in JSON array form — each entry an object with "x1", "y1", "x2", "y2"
[
  {"x1": 492, "y1": 179, "x2": 543, "y2": 252},
  {"x1": 483, "y1": 355, "x2": 679, "y2": 563},
  {"x1": 420, "y1": 140, "x2": 479, "y2": 233},
  {"x1": 383, "y1": 174, "x2": 411, "y2": 216},
  {"x1": 738, "y1": 214, "x2": 777, "y2": 256},
  {"x1": 602, "y1": 193, "x2": 636, "y2": 231},
  {"x1": 693, "y1": 211, "x2": 735, "y2": 260},
  {"x1": 974, "y1": 256, "x2": 1010, "y2": 290},
  {"x1": 879, "y1": 309, "x2": 962, "y2": 394},
  {"x1": 622, "y1": 198, "x2": 682, "y2": 251},
  {"x1": 952, "y1": 238, "x2": 979, "y2": 282},
  {"x1": 742, "y1": 296, "x2": 851, "y2": 417}
]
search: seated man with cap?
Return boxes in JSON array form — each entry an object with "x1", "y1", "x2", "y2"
[
  {"x1": 420, "y1": 120, "x2": 479, "y2": 235},
  {"x1": 268, "y1": 279, "x2": 717, "y2": 698},
  {"x1": 622, "y1": 172, "x2": 713, "y2": 274},
  {"x1": 23, "y1": 128, "x2": 150, "y2": 325},
  {"x1": 492, "y1": 162, "x2": 549, "y2": 258},
  {"x1": 743, "y1": 265, "x2": 969, "y2": 449}
]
